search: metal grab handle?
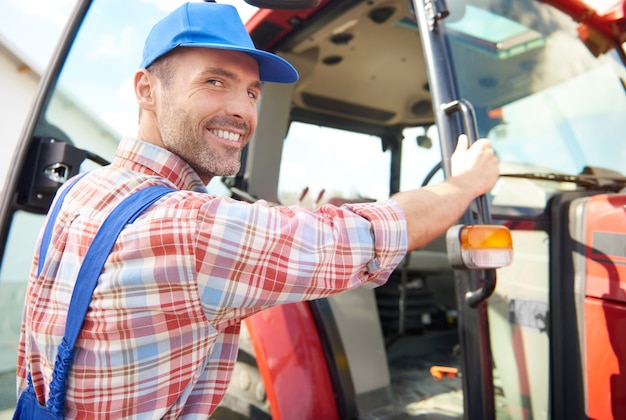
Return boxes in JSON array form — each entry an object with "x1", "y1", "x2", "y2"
[
  {"x1": 441, "y1": 99, "x2": 490, "y2": 225},
  {"x1": 442, "y1": 99, "x2": 497, "y2": 307},
  {"x1": 442, "y1": 99, "x2": 478, "y2": 143},
  {"x1": 466, "y1": 269, "x2": 497, "y2": 308}
]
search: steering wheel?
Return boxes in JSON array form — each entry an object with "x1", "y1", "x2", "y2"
[{"x1": 421, "y1": 161, "x2": 443, "y2": 187}]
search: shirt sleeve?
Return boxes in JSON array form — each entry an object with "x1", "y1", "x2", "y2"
[
  {"x1": 342, "y1": 199, "x2": 408, "y2": 287},
  {"x1": 194, "y1": 197, "x2": 407, "y2": 322}
]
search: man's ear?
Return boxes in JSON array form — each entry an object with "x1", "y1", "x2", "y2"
[{"x1": 134, "y1": 69, "x2": 156, "y2": 111}]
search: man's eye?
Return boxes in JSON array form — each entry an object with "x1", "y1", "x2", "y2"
[
  {"x1": 207, "y1": 79, "x2": 223, "y2": 86},
  {"x1": 248, "y1": 91, "x2": 259, "y2": 100}
]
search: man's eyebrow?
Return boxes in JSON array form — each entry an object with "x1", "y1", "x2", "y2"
[{"x1": 203, "y1": 67, "x2": 263, "y2": 91}]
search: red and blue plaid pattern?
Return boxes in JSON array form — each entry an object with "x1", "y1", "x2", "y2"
[{"x1": 17, "y1": 137, "x2": 407, "y2": 418}]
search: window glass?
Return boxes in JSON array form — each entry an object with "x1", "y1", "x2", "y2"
[
  {"x1": 444, "y1": 0, "x2": 626, "y2": 209},
  {"x1": 0, "y1": 0, "x2": 77, "y2": 71},
  {"x1": 278, "y1": 122, "x2": 391, "y2": 207},
  {"x1": 400, "y1": 125, "x2": 443, "y2": 190}
]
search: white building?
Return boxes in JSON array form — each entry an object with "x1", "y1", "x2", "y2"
[{"x1": 0, "y1": 33, "x2": 42, "y2": 191}]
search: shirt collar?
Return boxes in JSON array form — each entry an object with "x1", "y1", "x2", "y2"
[{"x1": 113, "y1": 137, "x2": 208, "y2": 193}]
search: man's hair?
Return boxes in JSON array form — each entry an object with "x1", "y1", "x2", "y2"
[{"x1": 146, "y1": 49, "x2": 178, "y2": 87}]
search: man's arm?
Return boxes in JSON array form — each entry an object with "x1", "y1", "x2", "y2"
[{"x1": 391, "y1": 135, "x2": 499, "y2": 251}]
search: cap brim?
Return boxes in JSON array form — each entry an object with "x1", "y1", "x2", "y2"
[{"x1": 179, "y1": 42, "x2": 298, "y2": 84}]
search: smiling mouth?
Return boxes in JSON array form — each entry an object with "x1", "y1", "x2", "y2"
[{"x1": 210, "y1": 129, "x2": 242, "y2": 143}]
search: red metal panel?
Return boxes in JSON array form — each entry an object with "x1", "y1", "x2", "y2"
[
  {"x1": 244, "y1": 303, "x2": 339, "y2": 420},
  {"x1": 538, "y1": 0, "x2": 626, "y2": 37},
  {"x1": 584, "y1": 297, "x2": 626, "y2": 419},
  {"x1": 584, "y1": 194, "x2": 626, "y2": 302},
  {"x1": 245, "y1": 0, "x2": 333, "y2": 50},
  {"x1": 538, "y1": 0, "x2": 626, "y2": 54},
  {"x1": 583, "y1": 193, "x2": 626, "y2": 418}
]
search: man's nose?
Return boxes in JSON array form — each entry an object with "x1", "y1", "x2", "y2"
[{"x1": 224, "y1": 90, "x2": 257, "y2": 121}]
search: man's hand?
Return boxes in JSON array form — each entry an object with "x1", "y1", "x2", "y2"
[
  {"x1": 391, "y1": 134, "x2": 499, "y2": 251},
  {"x1": 449, "y1": 134, "x2": 499, "y2": 197}
]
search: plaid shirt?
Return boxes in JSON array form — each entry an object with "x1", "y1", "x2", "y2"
[{"x1": 17, "y1": 137, "x2": 407, "y2": 418}]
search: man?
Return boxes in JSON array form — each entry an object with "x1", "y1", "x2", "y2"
[{"x1": 17, "y1": 2, "x2": 499, "y2": 418}]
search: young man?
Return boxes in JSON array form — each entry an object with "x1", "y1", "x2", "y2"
[{"x1": 17, "y1": 2, "x2": 498, "y2": 418}]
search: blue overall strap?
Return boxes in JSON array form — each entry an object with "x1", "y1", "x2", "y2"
[
  {"x1": 43, "y1": 185, "x2": 175, "y2": 415},
  {"x1": 37, "y1": 173, "x2": 87, "y2": 277},
  {"x1": 22, "y1": 173, "x2": 87, "y2": 415}
]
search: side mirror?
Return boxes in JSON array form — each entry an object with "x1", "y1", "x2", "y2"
[
  {"x1": 16, "y1": 137, "x2": 109, "y2": 214},
  {"x1": 16, "y1": 137, "x2": 88, "y2": 214}
]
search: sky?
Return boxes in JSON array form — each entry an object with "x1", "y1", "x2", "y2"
[{"x1": 0, "y1": 0, "x2": 258, "y2": 72}]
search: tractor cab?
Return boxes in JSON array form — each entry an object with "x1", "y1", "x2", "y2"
[{"x1": 0, "y1": 0, "x2": 625, "y2": 418}]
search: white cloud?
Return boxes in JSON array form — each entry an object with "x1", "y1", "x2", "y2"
[
  {"x1": 87, "y1": 26, "x2": 138, "y2": 60},
  {"x1": 102, "y1": 110, "x2": 139, "y2": 137},
  {"x1": 136, "y1": 0, "x2": 259, "y2": 21},
  {"x1": 12, "y1": 0, "x2": 74, "y2": 26},
  {"x1": 218, "y1": 0, "x2": 258, "y2": 21},
  {"x1": 118, "y1": 76, "x2": 137, "y2": 105}
]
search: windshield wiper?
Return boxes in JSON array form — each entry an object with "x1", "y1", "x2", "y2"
[{"x1": 500, "y1": 169, "x2": 626, "y2": 192}]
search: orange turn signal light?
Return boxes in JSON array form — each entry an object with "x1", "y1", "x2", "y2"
[{"x1": 446, "y1": 225, "x2": 513, "y2": 269}]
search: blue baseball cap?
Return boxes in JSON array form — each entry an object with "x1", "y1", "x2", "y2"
[{"x1": 140, "y1": 2, "x2": 298, "y2": 83}]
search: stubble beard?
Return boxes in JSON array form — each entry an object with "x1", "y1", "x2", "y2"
[{"x1": 159, "y1": 106, "x2": 243, "y2": 179}]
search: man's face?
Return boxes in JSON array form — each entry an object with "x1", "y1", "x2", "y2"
[{"x1": 156, "y1": 47, "x2": 261, "y2": 182}]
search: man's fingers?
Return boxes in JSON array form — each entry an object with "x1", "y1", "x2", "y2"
[
  {"x1": 472, "y1": 137, "x2": 493, "y2": 151},
  {"x1": 455, "y1": 134, "x2": 469, "y2": 153}
]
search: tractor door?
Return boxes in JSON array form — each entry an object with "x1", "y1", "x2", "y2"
[
  {"x1": 413, "y1": 0, "x2": 626, "y2": 418},
  {"x1": 411, "y1": 1, "x2": 497, "y2": 417}
]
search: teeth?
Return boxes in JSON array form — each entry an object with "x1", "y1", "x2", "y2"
[{"x1": 212, "y1": 129, "x2": 240, "y2": 142}]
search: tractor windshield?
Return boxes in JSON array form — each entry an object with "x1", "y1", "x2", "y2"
[
  {"x1": 441, "y1": 2, "x2": 626, "y2": 418},
  {"x1": 444, "y1": 1, "x2": 626, "y2": 208}
]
